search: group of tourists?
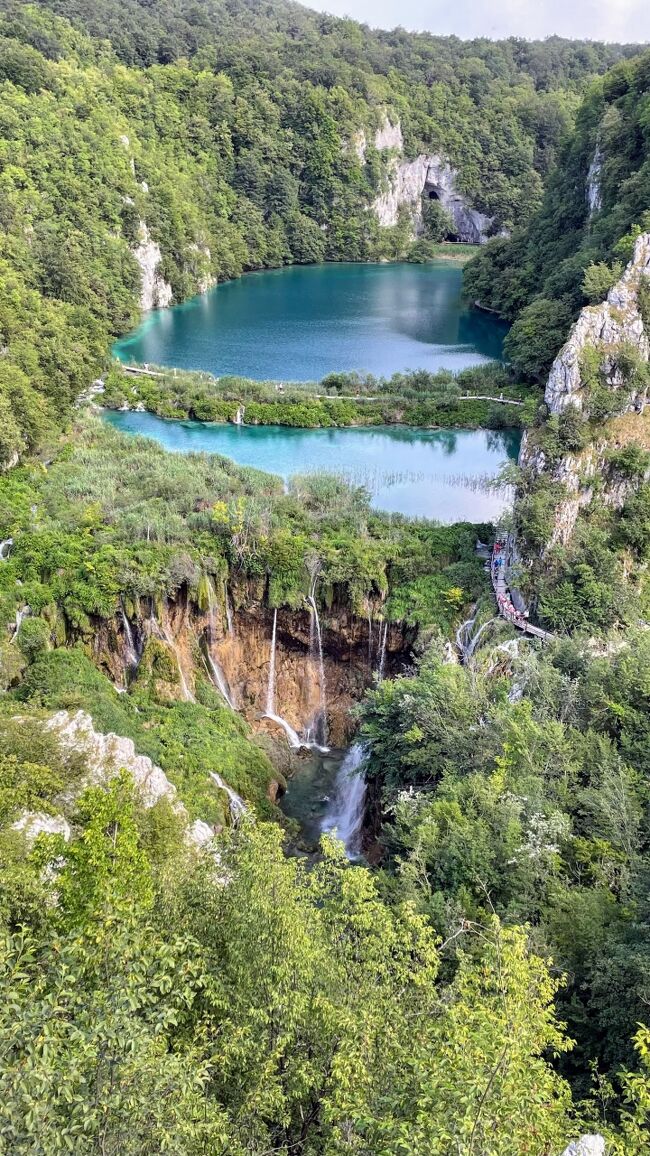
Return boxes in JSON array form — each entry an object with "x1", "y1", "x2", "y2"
[{"x1": 491, "y1": 538, "x2": 529, "y2": 630}]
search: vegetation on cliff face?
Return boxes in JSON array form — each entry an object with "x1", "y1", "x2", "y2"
[{"x1": 464, "y1": 48, "x2": 650, "y2": 380}]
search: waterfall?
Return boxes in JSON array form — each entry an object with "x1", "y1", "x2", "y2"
[
  {"x1": 0, "y1": 538, "x2": 13, "y2": 562},
  {"x1": 321, "y1": 744, "x2": 367, "y2": 859},
  {"x1": 206, "y1": 651, "x2": 236, "y2": 711},
  {"x1": 203, "y1": 579, "x2": 237, "y2": 709},
  {"x1": 456, "y1": 613, "x2": 477, "y2": 662},
  {"x1": 266, "y1": 608, "x2": 278, "y2": 716},
  {"x1": 263, "y1": 609, "x2": 302, "y2": 749},
  {"x1": 226, "y1": 596, "x2": 234, "y2": 637},
  {"x1": 210, "y1": 772, "x2": 247, "y2": 824},
  {"x1": 11, "y1": 605, "x2": 29, "y2": 641},
  {"x1": 465, "y1": 617, "x2": 498, "y2": 660},
  {"x1": 121, "y1": 607, "x2": 139, "y2": 670},
  {"x1": 307, "y1": 585, "x2": 328, "y2": 748},
  {"x1": 377, "y1": 621, "x2": 389, "y2": 682},
  {"x1": 457, "y1": 615, "x2": 499, "y2": 664},
  {"x1": 156, "y1": 615, "x2": 195, "y2": 703},
  {"x1": 367, "y1": 610, "x2": 373, "y2": 668}
]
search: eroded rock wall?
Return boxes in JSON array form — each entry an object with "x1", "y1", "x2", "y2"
[
  {"x1": 518, "y1": 233, "x2": 650, "y2": 551},
  {"x1": 370, "y1": 117, "x2": 492, "y2": 244},
  {"x1": 93, "y1": 587, "x2": 413, "y2": 749}
]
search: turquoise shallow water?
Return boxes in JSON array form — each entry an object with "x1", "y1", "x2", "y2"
[
  {"x1": 103, "y1": 412, "x2": 520, "y2": 522},
  {"x1": 113, "y1": 262, "x2": 507, "y2": 380}
]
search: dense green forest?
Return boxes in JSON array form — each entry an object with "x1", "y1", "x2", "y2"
[
  {"x1": 465, "y1": 48, "x2": 650, "y2": 379},
  {"x1": 2, "y1": 0, "x2": 650, "y2": 1151},
  {"x1": 0, "y1": 0, "x2": 641, "y2": 466}
]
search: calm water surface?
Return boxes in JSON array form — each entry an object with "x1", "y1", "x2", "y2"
[
  {"x1": 113, "y1": 262, "x2": 507, "y2": 380},
  {"x1": 104, "y1": 412, "x2": 520, "y2": 522}
]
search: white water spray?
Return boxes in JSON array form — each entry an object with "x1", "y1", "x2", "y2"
[
  {"x1": 121, "y1": 608, "x2": 139, "y2": 669},
  {"x1": 263, "y1": 609, "x2": 302, "y2": 749},
  {"x1": 321, "y1": 744, "x2": 367, "y2": 859},
  {"x1": 377, "y1": 620, "x2": 389, "y2": 682},
  {"x1": 210, "y1": 771, "x2": 247, "y2": 824},
  {"x1": 206, "y1": 651, "x2": 237, "y2": 710},
  {"x1": 0, "y1": 538, "x2": 13, "y2": 562}
]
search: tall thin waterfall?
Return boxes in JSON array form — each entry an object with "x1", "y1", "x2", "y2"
[
  {"x1": 206, "y1": 651, "x2": 236, "y2": 710},
  {"x1": 321, "y1": 744, "x2": 366, "y2": 859},
  {"x1": 263, "y1": 609, "x2": 301, "y2": 749},
  {"x1": 225, "y1": 596, "x2": 234, "y2": 637},
  {"x1": 210, "y1": 772, "x2": 247, "y2": 824},
  {"x1": 205, "y1": 579, "x2": 236, "y2": 709},
  {"x1": 307, "y1": 583, "x2": 328, "y2": 747},
  {"x1": 152, "y1": 606, "x2": 195, "y2": 703},
  {"x1": 377, "y1": 621, "x2": 389, "y2": 682},
  {"x1": 121, "y1": 607, "x2": 139, "y2": 670}
]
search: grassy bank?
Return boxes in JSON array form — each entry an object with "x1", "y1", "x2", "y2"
[{"x1": 101, "y1": 363, "x2": 537, "y2": 431}]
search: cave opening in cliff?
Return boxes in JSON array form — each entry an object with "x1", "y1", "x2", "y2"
[{"x1": 427, "y1": 188, "x2": 440, "y2": 200}]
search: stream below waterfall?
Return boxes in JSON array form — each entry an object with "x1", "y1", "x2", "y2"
[{"x1": 279, "y1": 744, "x2": 367, "y2": 859}]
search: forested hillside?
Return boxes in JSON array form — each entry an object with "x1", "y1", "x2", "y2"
[
  {"x1": 0, "y1": 0, "x2": 641, "y2": 467},
  {"x1": 2, "y1": 2, "x2": 650, "y2": 1152},
  {"x1": 465, "y1": 49, "x2": 650, "y2": 379}
]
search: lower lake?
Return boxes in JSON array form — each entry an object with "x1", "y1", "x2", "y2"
[
  {"x1": 113, "y1": 262, "x2": 508, "y2": 380},
  {"x1": 104, "y1": 412, "x2": 520, "y2": 522}
]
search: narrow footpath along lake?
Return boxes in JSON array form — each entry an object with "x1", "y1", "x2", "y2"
[
  {"x1": 104, "y1": 412, "x2": 520, "y2": 521},
  {"x1": 113, "y1": 262, "x2": 508, "y2": 380}
]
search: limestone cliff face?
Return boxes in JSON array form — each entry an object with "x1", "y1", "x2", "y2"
[
  {"x1": 132, "y1": 220, "x2": 174, "y2": 312},
  {"x1": 543, "y1": 232, "x2": 650, "y2": 415},
  {"x1": 371, "y1": 119, "x2": 492, "y2": 244},
  {"x1": 14, "y1": 710, "x2": 215, "y2": 847},
  {"x1": 518, "y1": 233, "x2": 650, "y2": 551}
]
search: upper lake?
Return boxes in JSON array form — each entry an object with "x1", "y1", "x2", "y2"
[
  {"x1": 113, "y1": 262, "x2": 507, "y2": 380},
  {"x1": 103, "y1": 413, "x2": 519, "y2": 522}
]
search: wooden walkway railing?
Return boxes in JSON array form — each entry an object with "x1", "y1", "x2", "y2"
[{"x1": 491, "y1": 536, "x2": 554, "y2": 642}]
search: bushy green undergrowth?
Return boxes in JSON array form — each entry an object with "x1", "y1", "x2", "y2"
[
  {"x1": 103, "y1": 363, "x2": 534, "y2": 430},
  {"x1": 0, "y1": 415, "x2": 491, "y2": 643}
]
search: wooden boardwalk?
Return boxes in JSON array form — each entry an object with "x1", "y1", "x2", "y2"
[{"x1": 491, "y1": 536, "x2": 554, "y2": 642}]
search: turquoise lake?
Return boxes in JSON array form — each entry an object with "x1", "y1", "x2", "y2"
[
  {"x1": 104, "y1": 412, "x2": 520, "y2": 522},
  {"x1": 113, "y1": 262, "x2": 507, "y2": 380}
]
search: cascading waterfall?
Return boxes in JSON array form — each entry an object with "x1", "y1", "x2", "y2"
[
  {"x1": 456, "y1": 612, "x2": 477, "y2": 662},
  {"x1": 465, "y1": 617, "x2": 498, "y2": 660},
  {"x1": 263, "y1": 608, "x2": 302, "y2": 749},
  {"x1": 150, "y1": 604, "x2": 195, "y2": 703},
  {"x1": 225, "y1": 596, "x2": 234, "y2": 637},
  {"x1": 121, "y1": 607, "x2": 139, "y2": 670},
  {"x1": 210, "y1": 771, "x2": 247, "y2": 824},
  {"x1": 205, "y1": 651, "x2": 236, "y2": 710},
  {"x1": 0, "y1": 538, "x2": 13, "y2": 562},
  {"x1": 307, "y1": 581, "x2": 328, "y2": 748},
  {"x1": 204, "y1": 579, "x2": 237, "y2": 709},
  {"x1": 321, "y1": 743, "x2": 367, "y2": 859},
  {"x1": 377, "y1": 621, "x2": 389, "y2": 682}
]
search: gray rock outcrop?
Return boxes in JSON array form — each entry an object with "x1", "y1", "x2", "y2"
[
  {"x1": 545, "y1": 232, "x2": 650, "y2": 415},
  {"x1": 518, "y1": 232, "x2": 650, "y2": 550},
  {"x1": 132, "y1": 220, "x2": 173, "y2": 312},
  {"x1": 372, "y1": 121, "x2": 492, "y2": 244},
  {"x1": 586, "y1": 148, "x2": 603, "y2": 219},
  {"x1": 560, "y1": 1137, "x2": 605, "y2": 1156}
]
